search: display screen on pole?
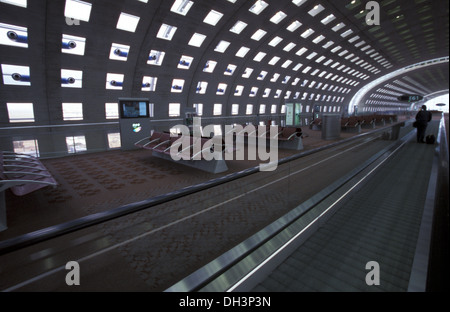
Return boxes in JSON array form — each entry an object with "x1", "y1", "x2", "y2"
[{"x1": 119, "y1": 99, "x2": 149, "y2": 118}]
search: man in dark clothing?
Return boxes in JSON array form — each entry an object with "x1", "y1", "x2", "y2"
[{"x1": 415, "y1": 105, "x2": 432, "y2": 143}]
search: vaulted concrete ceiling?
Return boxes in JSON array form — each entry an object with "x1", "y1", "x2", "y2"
[{"x1": 0, "y1": 0, "x2": 448, "y2": 126}]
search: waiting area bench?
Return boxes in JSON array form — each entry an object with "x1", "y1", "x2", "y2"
[
  {"x1": 135, "y1": 131, "x2": 229, "y2": 173},
  {"x1": 1, "y1": 151, "x2": 58, "y2": 231},
  {"x1": 233, "y1": 125, "x2": 304, "y2": 151}
]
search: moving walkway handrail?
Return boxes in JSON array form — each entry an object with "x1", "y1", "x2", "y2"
[{"x1": 0, "y1": 121, "x2": 408, "y2": 256}]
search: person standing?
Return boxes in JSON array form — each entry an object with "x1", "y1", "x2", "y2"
[{"x1": 415, "y1": 105, "x2": 432, "y2": 143}]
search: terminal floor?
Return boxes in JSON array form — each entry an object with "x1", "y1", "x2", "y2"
[{"x1": 0, "y1": 115, "x2": 447, "y2": 292}]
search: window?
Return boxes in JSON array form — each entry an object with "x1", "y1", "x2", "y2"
[
  {"x1": 251, "y1": 29, "x2": 267, "y2": 41},
  {"x1": 64, "y1": 0, "x2": 92, "y2": 22},
  {"x1": 284, "y1": 42, "x2": 296, "y2": 52},
  {"x1": 271, "y1": 105, "x2": 277, "y2": 114},
  {"x1": 188, "y1": 33, "x2": 206, "y2": 47},
  {"x1": 142, "y1": 76, "x2": 157, "y2": 91},
  {"x1": 249, "y1": 87, "x2": 258, "y2": 97},
  {"x1": 106, "y1": 73, "x2": 124, "y2": 90},
  {"x1": 204, "y1": 10, "x2": 223, "y2": 26},
  {"x1": 249, "y1": 0, "x2": 268, "y2": 15},
  {"x1": 171, "y1": 79, "x2": 184, "y2": 93},
  {"x1": 0, "y1": 23, "x2": 28, "y2": 48},
  {"x1": 231, "y1": 104, "x2": 239, "y2": 115},
  {"x1": 148, "y1": 50, "x2": 165, "y2": 65},
  {"x1": 62, "y1": 34, "x2": 86, "y2": 55},
  {"x1": 193, "y1": 103, "x2": 203, "y2": 116},
  {"x1": 117, "y1": 13, "x2": 140, "y2": 32},
  {"x1": 170, "y1": 0, "x2": 193, "y2": 16},
  {"x1": 234, "y1": 85, "x2": 244, "y2": 96},
  {"x1": 268, "y1": 56, "x2": 280, "y2": 65},
  {"x1": 196, "y1": 81, "x2": 208, "y2": 94},
  {"x1": 108, "y1": 133, "x2": 121, "y2": 149},
  {"x1": 203, "y1": 60, "x2": 217, "y2": 73},
  {"x1": 308, "y1": 4, "x2": 324, "y2": 17},
  {"x1": 270, "y1": 11, "x2": 287, "y2": 24},
  {"x1": 230, "y1": 21, "x2": 247, "y2": 34},
  {"x1": 253, "y1": 52, "x2": 266, "y2": 62},
  {"x1": 268, "y1": 36, "x2": 283, "y2": 47},
  {"x1": 178, "y1": 55, "x2": 193, "y2": 69},
  {"x1": 2, "y1": 64, "x2": 30, "y2": 86},
  {"x1": 0, "y1": 0, "x2": 27, "y2": 8},
  {"x1": 259, "y1": 104, "x2": 266, "y2": 114},
  {"x1": 246, "y1": 104, "x2": 253, "y2": 115},
  {"x1": 214, "y1": 40, "x2": 230, "y2": 53},
  {"x1": 301, "y1": 28, "x2": 314, "y2": 38},
  {"x1": 105, "y1": 103, "x2": 119, "y2": 119},
  {"x1": 6, "y1": 103, "x2": 34, "y2": 123},
  {"x1": 213, "y1": 104, "x2": 222, "y2": 116},
  {"x1": 236, "y1": 46, "x2": 250, "y2": 58},
  {"x1": 61, "y1": 69, "x2": 82, "y2": 88},
  {"x1": 13, "y1": 139, "x2": 39, "y2": 157},
  {"x1": 62, "y1": 103, "x2": 83, "y2": 121},
  {"x1": 110, "y1": 43, "x2": 130, "y2": 61},
  {"x1": 287, "y1": 20, "x2": 302, "y2": 32},
  {"x1": 66, "y1": 136, "x2": 87, "y2": 154},
  {"x1": 224, "y1": 64, "x2": 236, "y2": 76},
  {"x1": 216, "y1": 83, "x2": 227, "y2": 95},
  {"x1": 156, "y1": 24, "x2": 177, "y2": 40},
  {"x1": 168, "y1": 103, "x2": 181, "y2": 117},
  {"x1": 242, "y1": 68, "x2": 253, "y2": 78}
]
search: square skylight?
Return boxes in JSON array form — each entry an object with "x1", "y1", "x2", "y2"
[
  {"x1": 332, "y1": 23, "x2": 345, "y2": 32},
  {"x1": 230, "y1": 20, "x2": 248, "y2": 34},
  {"x1": 270, "y1": 11, "x2": 287, "y2": 24},
  {"x1": 61, "y1": 69, "x2": 82, "y2": 88},
  {"x1": 236, "y1": 46, "x2": 250, "y2": 58},
  {"x1": 268, "y1": 56, "x2": 280, "y2": 65},
  {"x1": 281, "y1": 60, "x2": 293, "y2": 68},
  {"x1": 287, "y1": 20, "x2": 302, "y2": 32},
  {"x1": 117, "y1": 13, "x2": 140, "y2": 32},
  {"x1": 292, "y1": 0, "x2": 307, "y2": 7},
  {"x1": 148, "y1": 50, "x2": 165, "y2": 65},
  {"x1": 110, "y1": 43, "x2": 130, "y2": 61},
  {"x1": 313, "y1": 35, "x2": 325, "y2": 44},
  {"x1": 0, "y1": 23, "x2": 28, "y2": 48},
  {"x1": 268, "y1": 36, "x2": 283, "y2": 47},
  {"x1": 188, "y1": 33, "x2": 206, "y2": 47},
  {"x1": 156, "y1": 24, "x2": 177, "y2": 40},
  {"x1": 214, "y1": 40, "x2": 230, "y2": 53},
  {"x1": 64, "y1": 0, "x2": 92, "y2": 22},
  {"x1": 321, "y1": 14, "x2": 336, "y2": 25},
  {"x1": 308, "y1": 4, "x2": 324, "y2": 17},
  {"x1": 170, "y1": 0, "x2": 193, "y2": 16},
  {"x1": 0, "y1": 0, "x2": 27, "y2": 8},
  {"x1": 283, "y1": 42, "x2": 296, "y2": 52},
  {"x1": 296, "y1": 47, "x2": 308, "y2": 56},
  {"x1": 253, "y1": 52, "x2": 266, "y2": 62},
  {"x1": 62, "y1": 34, "x2": 86, "y2": 55},
  {"x1": 204, "y1": 10, "x2": 223, "y2": 26},
  {"x1": 251, "y1": 29, "x2": 267, "y2": 41},
  {"x1": 249, "y1": 0, "x2": 268, "y2": 15},
  {"x1": 2, "y1": 64, "x2": 30, "y2": 86},
  {"x1": 301, "y1": 28, "x2": 314, "y2": 38}
]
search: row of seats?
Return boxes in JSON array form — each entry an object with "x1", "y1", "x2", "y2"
[
  {"x1": 0, "y1": 151, "x2": 57, "y2": 196},
  {"x1": 135, "y1": 132, "x2": 226, "y2": 160},
  {"x1": 311, "y1": 114, "x2": 398, "y2": 129},
  {"x1": 231, "y1": 125, "x2": 303, "y2": 141}
]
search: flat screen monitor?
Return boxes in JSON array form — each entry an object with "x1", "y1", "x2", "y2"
[{"x1": 119, "y1": 99, "x2": 149, "y2": 118}]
